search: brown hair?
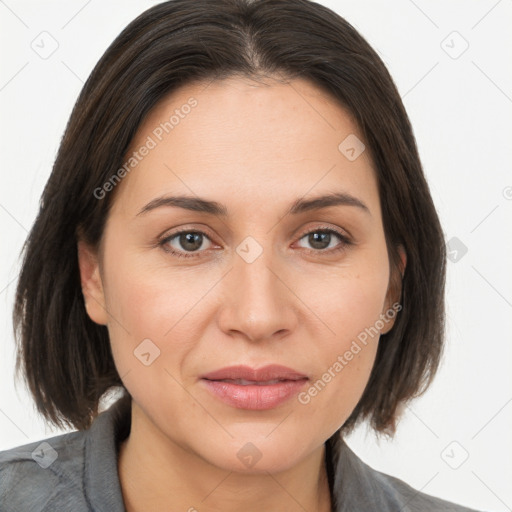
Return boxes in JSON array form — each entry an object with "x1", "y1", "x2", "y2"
[{"x1": 13, "y1": 0, "x2": 446, "y2": 439}]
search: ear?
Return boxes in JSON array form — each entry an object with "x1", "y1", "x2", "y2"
[
  {"x1": 77, "y1": 239, "x2": 108, "y2": 326},
  {"x1": 380, "y1": 244, "x2": 407, "y2": 335}
]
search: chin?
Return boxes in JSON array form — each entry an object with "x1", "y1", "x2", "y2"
[{"x1": 197, "y1": 429, "x2": 316, "y2": 474}]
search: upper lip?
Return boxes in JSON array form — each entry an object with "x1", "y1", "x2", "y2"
[{"x1": 201, "y1": 364, "x2": 308, "y2": 382}]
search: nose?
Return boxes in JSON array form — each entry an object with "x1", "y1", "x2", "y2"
[{"x1": 216, "y1": 240, "x2": 298, "y2": 343}]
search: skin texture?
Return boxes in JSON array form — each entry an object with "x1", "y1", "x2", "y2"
[{"x1": 78, "y1": 76, "x2": 406, "y2": 512}]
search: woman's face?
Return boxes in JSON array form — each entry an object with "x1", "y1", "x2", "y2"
[{"x1": 80, "y1": 76, "x2": 402, "y2": 473}]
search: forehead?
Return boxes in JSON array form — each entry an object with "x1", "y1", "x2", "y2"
[{"x1": 111, "y1": 76, "x2": 379, "y2": 217}]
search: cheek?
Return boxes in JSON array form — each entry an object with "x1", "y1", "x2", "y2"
[
  {"x1": 99, "y1": 245, "x2": 221, "y2": 377},
  {"x1": 332, "y1": 277, "x2": 388, "y2": 342},
  {"x1": 312, "y1": 257, "x2": 390, "y2": 352},
  {"x1": 297, "y1": 265, "x2": 389, "y2": 422}
]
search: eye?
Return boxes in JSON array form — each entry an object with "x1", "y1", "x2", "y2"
[
  {"x1": 295, "y1": 227, "x2": 352, "y2": 255},
  {"x1": 159, "y1": 229, "x2": 214, "y2": 259}
]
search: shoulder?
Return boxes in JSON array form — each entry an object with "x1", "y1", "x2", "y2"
[
  {"x1": 332, "y1": 438, "x2": 485, "y2": 512},
  {"x1": 0, "y1": 429, "x2": 89, "y2": 511},
  {"x1": 0, "y1": 395, "x2": 130, "y2": 512},
  {"x1": 373, "y1": 468, "x2": 483, "y2": 512}
]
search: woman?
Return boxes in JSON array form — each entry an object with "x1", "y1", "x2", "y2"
[{"x1": 0, "y1": 0, "x2": 483, "y2": 510}]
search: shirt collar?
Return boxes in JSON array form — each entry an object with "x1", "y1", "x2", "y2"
[{"x1": 84, "y1": 394, "x2": 131, "y2": 512}]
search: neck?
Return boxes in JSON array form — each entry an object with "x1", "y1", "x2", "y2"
[{"x1": 118, "y1": 401, "x2": 332, "y2": 512}]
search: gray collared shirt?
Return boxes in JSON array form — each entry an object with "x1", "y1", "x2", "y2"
[{"x1": 0, "y1": 396, "x2": 483, "y2": 511}]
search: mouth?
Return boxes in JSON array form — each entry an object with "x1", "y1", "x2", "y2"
[
  {"x1": 199, "y1": 365, "x2": 309, "y2": 410},
  {"x1": 208, "y1": 378, "x2": 298, "y2": 386},
  {"x1": 200, "y1": 364, "x2": 308, "y2": 382}
]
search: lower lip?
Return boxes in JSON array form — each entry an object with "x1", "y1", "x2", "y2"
[{"x1": 201, "y1": 378, "x2": 308, "y2": 410}]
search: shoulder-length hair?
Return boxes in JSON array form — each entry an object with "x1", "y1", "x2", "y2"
[{"x1": 13, "y1": 0, "x2": 445, "y2": 438}]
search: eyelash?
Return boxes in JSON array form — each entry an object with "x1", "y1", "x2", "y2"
[{"x1": 158, "y1": 226, "x2": 353, "y2": 259}]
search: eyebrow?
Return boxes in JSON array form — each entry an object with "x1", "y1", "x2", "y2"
[{"x1": 136, "y1": 191, "x2": 371, "y2": 217}]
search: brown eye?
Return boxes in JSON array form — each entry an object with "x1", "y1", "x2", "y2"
[
  {"x1": 296, "y1": 227, "x2": 351, "y2": 254},
  {"x1": 160, "y1": 230, "x2": 213, "y2": 258}
]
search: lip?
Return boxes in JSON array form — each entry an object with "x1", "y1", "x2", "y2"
[
  {"x1": 200, "y1": 364, "x2": 308, "y2": 382},
  {"x1": 200, "y1": 365, "x2": 309, "y2": 410}
]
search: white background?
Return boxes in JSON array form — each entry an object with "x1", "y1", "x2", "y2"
[{"x1": 1, "y1": 1, "x2": 511, "y2": 511}]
